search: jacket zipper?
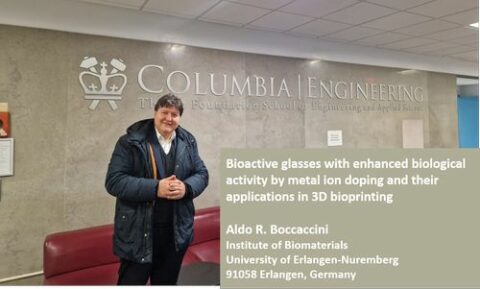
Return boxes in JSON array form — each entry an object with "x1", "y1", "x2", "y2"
[
  {"x1": 133, "y1": 141, "x2": 153, "y2": 262},
  {"x1": 172, "y1": 137, "x2": 193, "y2": 252}
]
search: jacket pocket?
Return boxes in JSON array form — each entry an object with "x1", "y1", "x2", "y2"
[{"x1": 115, "y1": 208, "x2": 137, "y2": 244}]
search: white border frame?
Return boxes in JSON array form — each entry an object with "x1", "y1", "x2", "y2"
[{"x1": 0, "y1": 138, "x2": 14, "y2": 176}]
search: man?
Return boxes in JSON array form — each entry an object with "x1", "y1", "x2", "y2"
[{"x1": 105, "y1": 94, "x2": 209, "y2": 285}]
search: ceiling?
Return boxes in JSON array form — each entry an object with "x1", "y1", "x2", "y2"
[{"x1": 72, "y1": 0, "x2": 479, "y2": 63}]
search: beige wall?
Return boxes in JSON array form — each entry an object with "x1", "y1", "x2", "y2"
[{"x1": 0, "y1": 24, "x2": 458, "y2": 281}]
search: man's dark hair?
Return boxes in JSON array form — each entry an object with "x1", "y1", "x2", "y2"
[
  {"x1": 154, "y1": 93, "x2": 184, "y2": 116},
  {"x1": 0, "y1": 119, "x2": 3, "y2": 128}
]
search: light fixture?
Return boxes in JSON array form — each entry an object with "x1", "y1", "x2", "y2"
[
  {"x1": 168, "y1": 44, "x2": 185, "y2": 53},
  {"x1": 397, "y1": 69, "x2": 418, "y2": 75},
  {"x1": 469, "y1": 22, "x2": 478, "y2": 28}
]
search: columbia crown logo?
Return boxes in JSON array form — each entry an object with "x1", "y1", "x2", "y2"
[{"x1": 79, "y1": 56, "x2": 127, "y2": 110}]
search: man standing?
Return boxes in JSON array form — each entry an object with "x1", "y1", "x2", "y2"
[{"x1": 105, "y1": 94, "x2": 209, "y2": 285}]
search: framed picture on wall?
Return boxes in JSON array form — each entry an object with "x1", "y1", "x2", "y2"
[
  {"x1": 0, "y1": 112, "x2": 10, "y2": 138},
  {"x1": 0, "y1": 138, "x2": 14, "y2": 176}
]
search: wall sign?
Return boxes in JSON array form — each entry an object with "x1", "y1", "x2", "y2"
[
  {"x1": 0, "y1": 138, "x2": 14, "y2": 176},
  {"x1": 328, "y1": 130, "x2": 343, "y2": 146}
]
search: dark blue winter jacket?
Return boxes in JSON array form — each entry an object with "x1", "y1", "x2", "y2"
[{"x1": 105, "y1": 119, "x2": 209, "y2": 263}]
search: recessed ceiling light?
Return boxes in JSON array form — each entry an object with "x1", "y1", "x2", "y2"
[
  {"x1": 398, "y1": 69, "x2": 418, "y2": 75},
  {"x1": 469, "y1": 22, "x2": 478, "y2": 28},
  {"x1": 167, "y1": 44, "x2": 186, "y2": 54}
]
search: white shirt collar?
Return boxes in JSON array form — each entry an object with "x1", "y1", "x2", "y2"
[
  {"x1": 155, "y1": 128, "x2": 176, "y2": 144},
  {"x1": 155, "y1": 128, "x2": 176, "y2": 154}
]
